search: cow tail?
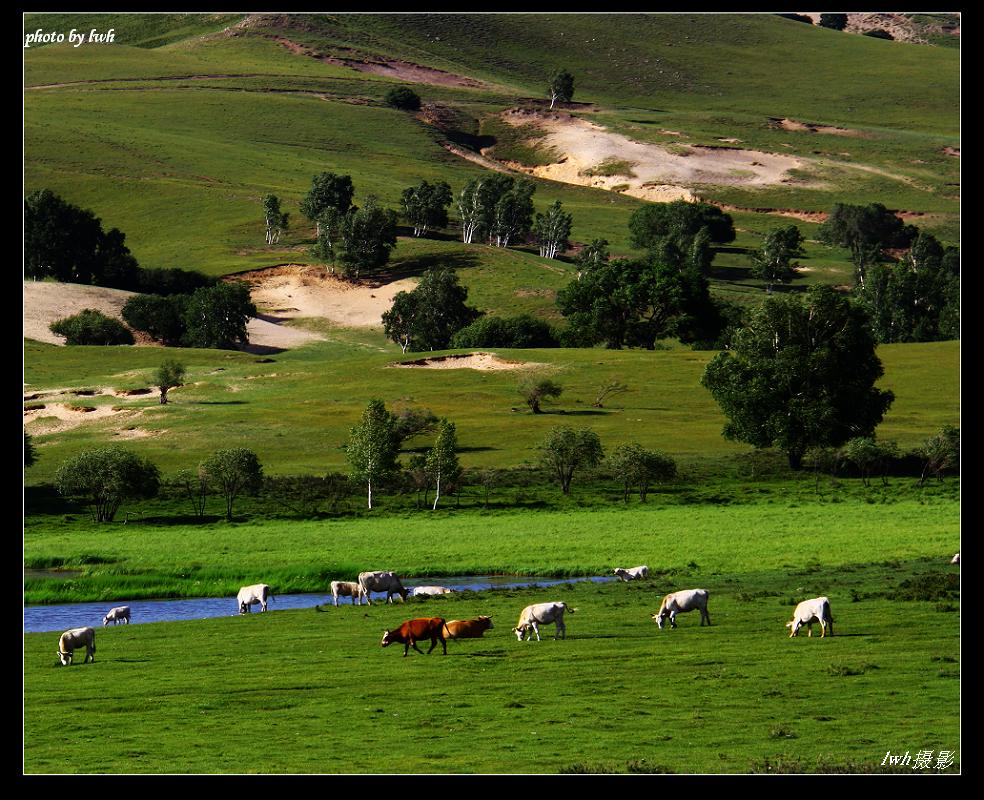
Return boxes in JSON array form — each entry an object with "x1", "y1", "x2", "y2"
[{"x1": 442, "y1": 621, "x2": 452, "y2": 640}]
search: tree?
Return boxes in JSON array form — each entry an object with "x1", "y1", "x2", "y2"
[
  {"x1": 401, "y1": 180, "x2": 453, "y2": 237},
  {"x1": 456, "y1": 175, "x2": 515, "y2": 244},
  {"x1": 549, "y1": 69, "x2": 575, "y2": 109},
  {"x1": 426, "y1": 418, "x2": 460, "y2": 510},
  {"x1": 919, "y1": 425, "x2": 959, "y2": 485},
  {"x1": 840, "y1": 437, "x2": 898, "y2": 487},
  {"x1": 450, "y1": 314, "x2": 559, "y2": 348},
  {"x1": 172, "y1": 467, "x2": 209, "y2": 518},
  {"x1": 201, "y1": 448, "x2": 263, "y2": 521},
  {"x1": 534, "y1": 200, "x2": 573, "y2": 259},
  {"x1": 346, "y1": 399, "x2": 401, "y2": 510},
  {"x1": 392, "y1": 406, "x2": 440, "y2": 445},
  {"x1": 182, "y1": 282, "x2": 257, "y2": 349},
  {"x1": 55, "y1": 447, "x2": 161, "y2": 522},
  {"x1": 608, "y1": 443, "x2": 676, "y2": 502},
  {"x1": 489, "y1": 180, "x2": 535, "y2": 247},
  {"x1": 381, "y1": 267, "x2": 480, "y2": 352},
  {"x1": 519, "y1": 375, "x2": 563, "y2": 413},
  {"x1": 818, "y1": 203, "x2": 917, "y2": 289},
  {"x1": 750, "y1": 225, "x2": 804, "y2": 292},
  {"x1": 701, "y1": 285, "x2": 895, "y2": 469},
  {"x1": 537, "y1": 426, "x2": 603, "y2": 495},
  {"x1": 593, "y1": 379, "x2": 629, "y2": 408},
  {"x1": 818, "y1": 13, "x2": 848, "y2": 30},
  {"x1": 628, "y1": 201, "x2": 736, "y2": 255},
  {"x1": 49, "y1": 309, "x2": 134, "y2": 345},
  {"x1": 154, "y1": 359, "x2": 186, "y2": 405},
  {"x1": 385, "y1": 86, "x2": 421, "y2": 111},
  {"x1": 311, "y1": 206, "x2": 345, "y2": 269},
  {"x1": 122, "y1": 294, "x2": 188, "y2": 346},
  {"x1": 300, "y1": 172, "x2": 354, "y2": 237},
  {"x1": 24, "y1": 430, "x2": 36, "y2": 468},
  {"x1": 25, "y1": 189, "x2": 139, "y2": 288},
  {"x1": 262, "y1": 195, "x2": 289, "y2": 244},
  {"x1": 337, "y1": 196, "x2": 399, "y2": 279}
]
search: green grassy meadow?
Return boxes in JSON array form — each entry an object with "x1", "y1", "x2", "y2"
[{"x1": 23, "y1": 13, "x2": 960, "y2": 775}]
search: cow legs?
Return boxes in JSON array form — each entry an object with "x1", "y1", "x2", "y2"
[
  {"x1": 427, "y1": 636, "x2": 447, "y2": 655},
  {"x1": 701, "y1": 608, "x2": 711, "y2": 626},
  {"x1": 556, "y1": 623, "x2": 565, "y2": 640},
  {"x1": 669, "y1": 612, "x2": 678, "y2": 629}
]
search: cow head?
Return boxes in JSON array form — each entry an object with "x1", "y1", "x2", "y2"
[
  {"x1": 513, "y1": 624, "x2": 529, "y2": 641},
  {"x1": 102, "y1": 616, "x2": 110, "y2": 626},
  {"x1": 785, "y1": 620, "x2": 799, "y2": 637},
  {"x1": 398, "y1": 587, "x2": 410, "y2": 601},
  {"x1": 651, "y1": 611, "x2": 668, "y2": 629},
  {"x1": 239, "y1": 601, "x2": 250, "y2": 615},
  {"x1": 481, "y1": 616, "x2": 494, "y2": 629},
  {"x1": 57, "y1": 650, "x2": 72, "y2": 666},
  {"x1": 380, "y1": 630, "x2": 394, "y2": 648}
]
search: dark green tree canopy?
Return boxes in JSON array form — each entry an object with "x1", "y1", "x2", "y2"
[
  {"x1": 750, "y1": 225, "x2": 805, "y2": 291},
  {"x1": 50, "y1": 309, "x2": 134, "y2": 346},
  {"x1": 818, "y1": 13, "x2": 848, "y2": 30},
  {"x1": 385, "y1": 86, "x2": 422, "y2": 111},
  {"x1": 201, "y1": 448, "x2": 263, "y2": 521},
  {"x1": 182, "y1": 282, "x2": 257, "y2": 350},
  {"x1": 55, "y1": 446, "x2": 161, "y2": 522},
  {"x1": 401, "y1": 180, "x2": 453, "y2": 237},
  {"x1": 701, "y1": 285, "x2": 895, "y2": 469},
  {"x1": 338, "y1": 196, "x2": 399, "y2": 279},
  {"x1": 300, "y1": 172, "x2": 355, "y2": 228},
  {"x1": 122, "y1": 294, "x2": 189, "y2": 346},
  {"x1": 346, "y1": 399, "x2": 401, "y2": 510},
  {"x1": 549, "y1": 69, "x2": 575, "y2": 108},
  {"x1": 382, "y1": 267, "x2": 480, "y2": 352},
  {"x1": 629, "y1": 201, "x2": 736, "y2": 253}
]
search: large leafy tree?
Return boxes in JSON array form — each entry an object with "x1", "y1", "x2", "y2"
[
  {"x1": 537, "y1": 426, "x2": 604, "y2": 495},
  {"x1": 182, "y1": 282, "x2": 257, "y2": 349},
  {"x1": 628, "y1": 201, "x2": 736, "y2": 255},
  {"x1": 701, "y1": 285, "x2": 895, "y2": 469},
  {"x1": 489, "y1": 180, "x2": 536, "y2": 247},
  {"x1": 201, "y1": 448, "x2": 263, "y2": 521},
  {"x1": 818, "y1": 202, "x2": 917, "y2": 289},
  {"x1": 534, "y1": 200, "x2": 573, "y2": 259},
  {"x1": 456, "y1": 175, "x2": 516, "y2": 244},
  {"x1": 401, "y1": 180, "x2": 453, "y2": 237},
  {"x1": 381, "y1": 267, "x2": 480, "y2": 352},
  {"x1": 300, "y1": 172, "x2": 354, "y2": 237},
  {"x1": 55, "y1": 447, "x2": 161, "y2": 522},
  {"x1": 337, "y1": 196, "x2": 399, "y2": 279},
  {"x1": 346, "y1": 399, "x2": 401, "y2": 510}
]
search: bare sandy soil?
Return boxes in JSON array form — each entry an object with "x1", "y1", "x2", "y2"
[
  {"x1": 237, "y1": 264, "x2": 418, "y2": 330},
  {"x1": 23, "y1": 385, "x2": 159, "y2": 436},
  {"x1": 392, "y1": 353, "x2": 544, "y2": 371},
  {"x1": 495, "y1": 109, "x2": 813, "y2": 202},
  {"x1": 773, "y1": 118, "x2": 866, "y2": 137}
]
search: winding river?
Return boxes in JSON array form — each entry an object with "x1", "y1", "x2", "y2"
[{"x1": 24, "y1": 574, "x2": 617, "y2": 633}]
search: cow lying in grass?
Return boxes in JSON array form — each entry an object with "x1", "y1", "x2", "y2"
[
  {"x1": 444, "y1": 616, "x2": 493, "y2": 639},
  {"x1": 613, "y1": 565, "x2": 649, "y2": 582},
  {"x1": 57, "y1": 627, "x2": 96, "y2": 666},
  {"x1": 381, "y1": 617, "x2": 448, "y2": 656}
]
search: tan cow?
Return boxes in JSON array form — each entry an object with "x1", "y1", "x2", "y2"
[
  {"x1": 57, "y1": 627, "x2": 96, "y2": 665},
  {"x1": 444, "y1": 616, "x2": 494, "y2": 639}
]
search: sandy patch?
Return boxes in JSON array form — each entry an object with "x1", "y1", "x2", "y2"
[
  {"x1": 24, "y1": 401, "x2": 140, "y2": 435},
  {"x1": 711, "y1": 202, "x2": 828, "y2": 224},
  {"x1": 392, "y1": 352, "x2": 543, "y2": 371},
  {"x1": 773, "y1": 118, "x2": 867, "y2": 138},
  {"x1": 494, "y1": 109, "x2": 812, "y2": 200},
  {"x1": 236, "y1": 265, "x2": 418, "y2": 329}
]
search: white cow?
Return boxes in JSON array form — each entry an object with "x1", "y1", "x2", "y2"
[
  {"x1": 513, "y1": 602, "x2": 576, "y2": 641},
  {"x1": 652, "y1": 589, "x2": 711, "y2": 629},
  {"x1": 951, "y1": 553, "x2": 960, "y2": 564},
  {"x1": 358, "y1": 571, "x2": 409, "y2": 605},
  {"x1": 613, "y1": 565, "x2": 649, "y2": 582},
  {"x1": 102, "y1": 606, "x2": 131, "y2": 626},
  {"x1": 237, "y1": 583, "x2": 273, "y2": 614},
  {"x1": 785, "y1": 597, "x2": 834, "y2": 638},
  {"x1": 57, "y1": 627, "x2": 96, "y2": 665},
  {"x1": 330, "y1": 580, "x2": 363, "y2": 606},
  {"x1": 413, "y1": 586, "x2": 454, "y2": 597}
]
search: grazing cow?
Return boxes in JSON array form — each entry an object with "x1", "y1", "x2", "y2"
[
  {"x1": 613, "y1": 565, "x2": 649, "y2": 582},
  {"x1": 330, "y1": 580, "x2": 363, "y2": 606},
  {"x1": 358, "y1": 571, "x2": 409, "y2": 605},
  {"x1": 380, "y1": 617, "x2": 448, "y2": 656},
  {"x1": 444, "y1": 616, "x2": 494, "y2": 639},
  {"x1": 102, "y1": 606, "x2": 131, "y2": 626},
  {"x1": 785, "y1": 597, "x2": 834, "y2": 638},
  {"x1": 413, "y1": 585, "x2": 454, "y2": 597},
  {"x1": 513, "y1": 602, "x2": 575, "y2": 641},
  {"x1": 652, "y1": 589, "x2": 711, "y2": 629},
  {"x1": 237, "y1": 583, "x2": 273, "y2": 615},
  {"x1": 951, "y1": 553, "x2": 960, "y2": 565},
  {"x1": 57, "y1": 627, "x2": 96, "y2": 666}
]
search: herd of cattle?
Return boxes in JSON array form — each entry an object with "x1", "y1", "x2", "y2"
[{"x1": 54, "y1": 563, "x2": 855, "y2": 664}]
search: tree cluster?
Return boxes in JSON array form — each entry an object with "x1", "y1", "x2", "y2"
[
  {"x1": 382, "y1": 267, "x2": 480, "y2": 352},
  {"x1": 457, "y1": 175, "x2": 536, "y2": 247}
]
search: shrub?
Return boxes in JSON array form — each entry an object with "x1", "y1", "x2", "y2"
[
  {"x1": 450, "y1": 314, "x2": 559, "y2": 348},
  {"x1": 55, "y1": 446, "x2": 160, "y2": 522},
  {"x1": 384, "y1": 86, "x2": 421, "y2": 111},
  {"x1": 122, "y1": 294, "x2": 188, "y2": 345},
  {"x1": 49, "y1": 309, "x2": 134, "y2": 345},
  {"x1": 864, "y1": 29, "x2": 894, "y2": 40}
]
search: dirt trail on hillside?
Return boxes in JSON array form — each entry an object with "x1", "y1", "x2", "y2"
[{"x1": 492, "y1": 109, "x2": 813, "y2": 201}]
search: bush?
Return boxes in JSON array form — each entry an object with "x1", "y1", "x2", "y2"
[
  {"x1": 122, "y1": 294, "x2": 188, "y2": 345},
  {"x1": 818, "y1": 13, "x2": 848, "y2": 30},
  {"x1": 49, "y1": 309, "x2": 134, "y2": 345},
  {"x1": 450, "y1": 315, "x2": 559, "y2": 348},
  {"x1": 55, "y1": 446, "x2": 160, "y2": 522},
  {"x1": 384, "y1": 86, "x2": 421, "y2": 111},
  {"x1": 864, "y1": 29, "x2": 894, "y2": 40}
]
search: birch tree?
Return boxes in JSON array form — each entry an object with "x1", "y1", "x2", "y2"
[
  {"x1": 346, "y1": 399, "x2": 400, "y2": 509},
  {"x1": 262, "y1": 195, "x2": 289, "y2": 244},
  {"x1": 401, "y1": 180, "x2": 453, "y2": 237},
  {"x1": 489, "y1": 180, "x2": 535, "y2": 247},
  {"x1": 300, "y1": 172, "x2": 354, "y2": 237},
  {"x1": 534, "y1": 200, "x2": 573, "y2": 259},
  {"x1": 549, "y1": 69, "x2": 575, "y2": 109},
  {"x1": 337, "y1": 197, "x2": 399, "y2": 280},
  {"x1": 426, "y1": 418, "x2": 460, "y2": 510}
]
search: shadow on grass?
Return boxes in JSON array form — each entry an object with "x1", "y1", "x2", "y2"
[
  {"x1": 195, "y1": 400, "x2": 249, "y2": 405},
  {"x1": 381, "y1": 250, "x2": 483, "y2": 281},
  {"x1": 136, "y1": 515, "x2": 225, "y2": 525}
]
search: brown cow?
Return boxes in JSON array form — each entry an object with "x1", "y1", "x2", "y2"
[
  {"x1": 380, "y1": 617, "x2": 448, "y2": 656},
  {"x1": 444, "y1": 616, "x2": 494, "y2": 639}
]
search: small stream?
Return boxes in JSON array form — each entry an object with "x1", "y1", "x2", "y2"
[{"x1": 24, "y1": 574, "x2": 617, "y2": 633}]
